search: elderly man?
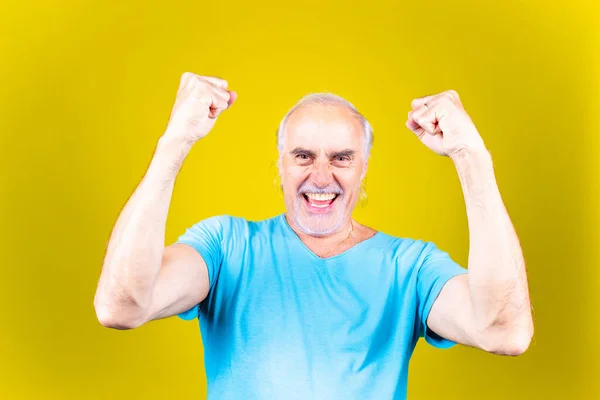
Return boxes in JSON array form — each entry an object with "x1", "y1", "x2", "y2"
[{"x1": 94, "y1": 72, "x2": 533, "y2": 399}]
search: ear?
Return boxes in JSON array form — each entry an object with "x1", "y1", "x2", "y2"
[
  {"x1": 360, "y1": 160, "x2": 369, "y2": 180},
  {"x1": 276, "y1": 158, "x2": 283, "y2": 178}
]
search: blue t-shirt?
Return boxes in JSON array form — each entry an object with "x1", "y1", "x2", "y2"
[{"x1": 177, "y1": 214, "x2": 467, "y2": 399}]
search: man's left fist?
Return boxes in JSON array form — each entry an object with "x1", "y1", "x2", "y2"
[{"x1": 406, "y1": 90, "x2": 487, "y2": 157}]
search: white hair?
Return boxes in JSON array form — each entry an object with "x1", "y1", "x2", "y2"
[{"x1": 276, "y1": 93, "x2": 374, "y2": 161}]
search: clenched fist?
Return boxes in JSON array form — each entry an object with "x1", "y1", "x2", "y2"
[
  {"x1": 406, "y1": 90, "x2": 487, "y2": 157},
  {"x1": 163, "y1": 72, "x2": 237, "y2": 144}
]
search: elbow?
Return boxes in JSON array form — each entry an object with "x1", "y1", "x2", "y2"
[
  {"x1": 94, "y1": 296, "x2": 146, "y2": 330},
  {"x1": 95, "y1": 306, "x2": 141, "y2": 330},
  {"x1": 481, "y1": 324, "x2": 534, "y2": 356},
  {"x1": 498, "y1": 329, "x2": 533, "y2": 356}
]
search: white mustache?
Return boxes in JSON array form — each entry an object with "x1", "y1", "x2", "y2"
[{"x1": 298, "y1": 182, "x2": 343, "y2": 195}]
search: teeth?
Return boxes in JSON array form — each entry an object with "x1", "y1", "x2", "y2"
[{"x1": 306, "y1": 193, "x2": 336, "y2": 201}]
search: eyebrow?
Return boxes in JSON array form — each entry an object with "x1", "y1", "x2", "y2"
[
  {"x1": 289, "y1": 147, "x2": 356, "y2": 158},
  {"x1": 329, "y1": 149, "x2": 356, "y2": 159},
  {"x1": 290, "y1": 147, "x2": 317, "y2": 157}
]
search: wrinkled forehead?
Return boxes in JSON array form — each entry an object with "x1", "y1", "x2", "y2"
[{"x1": 282, "y1": 103, "x2": 365, "y2": 154}]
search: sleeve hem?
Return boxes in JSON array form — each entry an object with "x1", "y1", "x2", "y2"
[
  {"x1": 173, "y1": 239, "x2": 216, "y2": 321},
  {"x1": 422, "y1": 271, "x2": 468, "y2": 349}
]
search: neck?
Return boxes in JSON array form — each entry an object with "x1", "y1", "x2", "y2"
[
  {"x1": 284, "y1": 213, "x2": 354, "y2": 246},
  {"x1": 284, "y1": 213, "x2": 378, "y2": 259}
]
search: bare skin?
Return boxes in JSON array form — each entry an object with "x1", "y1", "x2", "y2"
[
  {"x1": 406, "y1": 91, "x2": 533, "y2": 355},
  {"x1": 278, "y1": 102, "x2": 378, "y2": 258},
  {"x1": 287, "y1": 215, "x2": 378, "y2": 259},
  {"x1": 94, "y1": 75, "x2": 533, "y2": 357},
  {"x1": 94, "y1": 73, "x2": 236, "y2": 329}
]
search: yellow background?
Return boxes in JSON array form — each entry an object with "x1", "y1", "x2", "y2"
[{"x1": 1, "y1": 0, "x2": 598, "y2": 398}]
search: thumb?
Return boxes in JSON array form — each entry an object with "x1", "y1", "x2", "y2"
[{"x1": 227, "y1": 90, "x2": 237, "y2": 107}]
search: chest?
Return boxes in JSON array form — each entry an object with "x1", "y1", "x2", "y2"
[{"x1": 204, "y1": 239, "x2": 418, "y2": 353}]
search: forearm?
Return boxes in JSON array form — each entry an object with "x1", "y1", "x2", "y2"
[
  {"x1": 94, "y1": 135, "x2": 192, "y2": 327},
  {"x1": 451, "y1": 149, "x2": 533, "y2": 345}
]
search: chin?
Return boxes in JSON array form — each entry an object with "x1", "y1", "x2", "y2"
[{"x1": 292, "y1": 201, "x2": 346, "y2": 237}]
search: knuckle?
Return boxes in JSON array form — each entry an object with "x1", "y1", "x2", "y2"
[
  {"x1": 447, "y1": 89, "x2": 459, "y2": 99},
  {"x1": 181, "y1": 72, "x2": 195, "y2": 82},
  {"x1": 210, "y1": 76, "x2": 228, "y2": 87}
]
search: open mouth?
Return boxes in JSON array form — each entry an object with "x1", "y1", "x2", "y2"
[{"x1": 302, "y1": 192, "x2": 340, "y2": 212}]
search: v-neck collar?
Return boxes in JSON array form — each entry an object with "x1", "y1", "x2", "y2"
[{"x1": 279, "y1": 213, "x2": 382, "y2": 262}]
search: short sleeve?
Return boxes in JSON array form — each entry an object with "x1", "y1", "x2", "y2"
[
  {"x1": 175, "y1": 215, "x2": 230, "y2": 320},
  {"x1": 416, "y1": 242, "x2": 468, "y2": 348}
]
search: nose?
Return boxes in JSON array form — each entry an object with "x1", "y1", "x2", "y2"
[{"x1": 310, "y1": 161, "x2": 334, "y2": 188}]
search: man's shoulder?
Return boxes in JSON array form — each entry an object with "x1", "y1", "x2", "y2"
[
  {"x1": 194, "y1": 213, "x2": 283, "y2": 234},
  {"x1": 367, "y1": 228, "x2": 436, "y2": 258}
]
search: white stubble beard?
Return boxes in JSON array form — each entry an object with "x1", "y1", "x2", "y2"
[{"x1": 292, "y1": 194, "x2": 348, "y2": 237}]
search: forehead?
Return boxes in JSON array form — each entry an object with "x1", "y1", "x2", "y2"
[{"x1": 282, "y1": 103, "x2": 364, "y2": 152}]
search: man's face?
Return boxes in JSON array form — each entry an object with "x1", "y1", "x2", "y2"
[{"x1": 280, "y1": 103, "x2": 367, "y2": 237}]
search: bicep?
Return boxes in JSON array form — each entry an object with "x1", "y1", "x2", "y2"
[
  {"x1": 426, "y1": 274, "x2": 482, "y2": 349},
  {"x1": 146, "y1": 243, "x2": 210, "y2": 322}
]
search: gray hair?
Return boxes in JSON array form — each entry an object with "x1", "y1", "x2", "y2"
[{"x1": 276, "y1": 93, "x2": 374, "y2": 161}]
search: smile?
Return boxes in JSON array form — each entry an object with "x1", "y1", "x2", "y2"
[{"x1": 302, "y1": 192, "x2": 340, "y2": 212}]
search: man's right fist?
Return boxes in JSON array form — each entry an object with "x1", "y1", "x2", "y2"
[{"x1": 164, "y1": 72, "x2": 237, "y2": 144}]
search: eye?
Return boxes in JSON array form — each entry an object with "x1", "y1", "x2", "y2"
[
  {"x1": 294, "y1": 153, "x2": 313, "y2": 164},
  {"x1": 332, "y1": 155, "x2": 352, "y2": 165}
]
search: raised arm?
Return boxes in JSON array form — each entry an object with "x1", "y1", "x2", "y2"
[
  {"x1": 94, "y1": 72, "x2": 236, "y2": 330},
  {"x1": 406, "y1": 90, "x2": 534, "y2": 355}
]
